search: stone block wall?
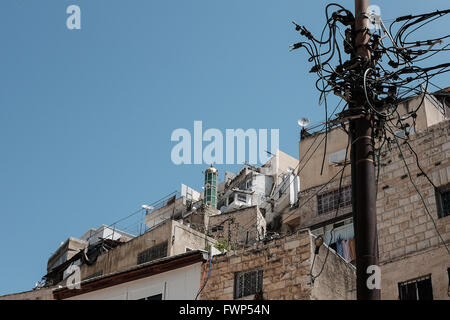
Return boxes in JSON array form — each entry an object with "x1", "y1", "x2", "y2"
[
  {"x1": 200, "y1": 230, "x2": 355, "y2": 300},
  {"x1": 376, "y1": 120, "x2": 450, "y2": 263},
  {"x1": 208, "y1": 206, "x2": 266, "y2": 248}
]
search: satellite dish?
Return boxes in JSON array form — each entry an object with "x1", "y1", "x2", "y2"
[{"x1": 297, "y1": 117, "x2": 310, "y2": 127}]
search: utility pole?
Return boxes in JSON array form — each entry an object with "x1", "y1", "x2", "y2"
[
  {"x1": 350, "y1": 0, "x2": 380, "y2": 300},
  {"x1": 292, "y1": 0, "x2": 448, "y2": 301}
]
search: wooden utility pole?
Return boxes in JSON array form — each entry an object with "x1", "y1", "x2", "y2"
[{"x1": 350, "y1": 0, "x2": 381, "y2": 300}]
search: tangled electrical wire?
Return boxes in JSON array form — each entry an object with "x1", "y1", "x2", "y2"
[
  {"x1": 290, "y1": 4, "x2": 449, "y2": 147},
  {"x1": 290, "y1": 4, "x2": 450, "y2": 261}
]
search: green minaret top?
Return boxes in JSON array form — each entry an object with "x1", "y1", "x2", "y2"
[{"x1": 204, "y1": 165, "x2": 218, "y2": 209}]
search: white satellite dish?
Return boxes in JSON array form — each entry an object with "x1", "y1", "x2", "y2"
[{"x1": 297, "y1": 117, "x2": 310, "y2": 127}]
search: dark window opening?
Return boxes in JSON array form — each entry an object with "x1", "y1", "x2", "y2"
[
  {"x1": 447, "y1": 268, "x2": 450, "y2": 296},
  {"x1": 237, "y1": 193, "x2": 247, "y2": 202},
  {"x1": 234, "y1": 269, "x2": 263, "y2": 299},
  {"x1": 211, "y1": 225, "x2": 224, "y2": 233},
  {"x1": 317, "y1": 186, "x2": 352, "y2": 215},
  {"x1": 435, "y1": 185, "x2": 450, "y2": 219},
  {"x1": 139, "y1": 293, "x2": 163, "y2": 300},
  {"x1": 398, "y1": 275, "x2": 433, "y2": 300},
  {"x1": 137, "y1": 241, "x2": 168, "y2": 265}
]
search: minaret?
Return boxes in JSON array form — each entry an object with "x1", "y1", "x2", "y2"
[{"x1": 204, "y1": 165, "x2": 218, "y2": 209}]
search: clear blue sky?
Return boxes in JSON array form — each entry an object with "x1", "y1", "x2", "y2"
[{"x1": 0, "y1": 0, "x2": 448, "y2": 295}]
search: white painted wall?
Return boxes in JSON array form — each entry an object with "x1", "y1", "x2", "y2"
[{"x1": 66, "y1": 262, "x2": 202, "y2": 300}]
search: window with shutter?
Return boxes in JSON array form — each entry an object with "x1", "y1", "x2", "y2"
[
  {"x1": 137, "y1": 241, "x2": 168, "y2": 265},
  {"x1": 398, "y1": 275, "x2": 433, "y2": 300},
  {"x1": 234, "y1": 269, "x2": 263, "y2": 299}
]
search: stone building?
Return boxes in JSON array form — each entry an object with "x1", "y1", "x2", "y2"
[
  {"x1": 5, "y1": 92, "x2": 448, "y2": 300},
  {"x1": 73, "y1": 219, "x2": 216, "y2": 283},
  {"x1": 375, "y1": 119, "x2": 450, "y2": 299},
  {"x1": 199, "y1": 230, "x2": 356, "y2": 300},
  {"x1": 200, "y1": 230, "x2": 356, "y2": 300},
  {"x1": 4, "y1": 219, "x2": 217, "y2": 300},
  {"x1": 217, "y1": 150, "x2": 299, "y2": 229},
  {"x1": 282, "y1": 92, "x2": 450, "y2": 299},
  {"x1": 44, "y1": 225, "x2": 135, "y2": 286},
  {"x1": 208, "y1": 206, "x2": 266, "y2": 248}
]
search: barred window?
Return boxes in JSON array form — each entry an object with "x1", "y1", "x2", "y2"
[
  {"x1": 317, "y1": 186, "x2": 352, "y2": 215},
  {"x1": 398, "y1": 275, "x2": 433, "y2": 300},
  {"x1": 435, "y1": 185, "x2": 450, "y2": 219},
  {"x1": 137, "y1": 241, "x2": 168, "y2": 265},
  {"x1": 234, "y1": 269, "x2": 263, "y2": 299}
]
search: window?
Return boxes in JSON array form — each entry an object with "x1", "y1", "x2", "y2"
[
  {"x1": 137, "y1": 241, "x2": 168, "y2": 265},
  {"x1": 228, "y1": 195, "x2": 234, "y2": 205},
  {"x1": 317, "y1": 186, "x2": 352, "y2": 215},
  {"x1": 211, "y1": 225, "x2": 224, "y2": 233},
  {"x1": 447, "y1": 268, "x2": 450, "y2": 296},
  {"x1": 139, "y1": 293, "x2": 163, "y2": 300},
  {"x1": 398, "y1": 275, "x2": 433, "y2": 300},
  {"x1": 237, "y1": 193, "x2": 247, "y2": 202},
  {"x1": 435, "y1": 185, "x2": 450, "y2": 219},
  {"x1": 234, "y1": 269, "x2": 263, "y2": 299}
]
